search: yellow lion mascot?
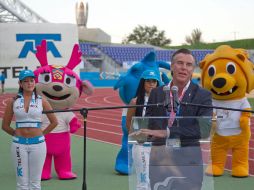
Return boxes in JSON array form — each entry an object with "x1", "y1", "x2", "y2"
[{"x1": 199, "y1": 45, "x2": 254, "y2": 177}]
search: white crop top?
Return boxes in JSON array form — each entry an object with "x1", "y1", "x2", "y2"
[
  {"x1": 142, "y1": 95, "x2": 149, "y2": 116},
  {"x1": 13, "y1": 93, "x2": 43, "y2": 128}
]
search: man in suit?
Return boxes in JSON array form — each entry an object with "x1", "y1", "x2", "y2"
[{"x1": 139, "y1": 48, "x2": 213, "y2": 190}]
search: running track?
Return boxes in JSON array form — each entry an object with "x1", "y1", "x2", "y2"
[{"x1": 0, "y1": 88, "x2": 253, "y2": 175}]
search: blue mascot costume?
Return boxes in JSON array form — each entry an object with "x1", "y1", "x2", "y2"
[{"x1": 114, "y1": 51, "x2": 170, "y2": 174}]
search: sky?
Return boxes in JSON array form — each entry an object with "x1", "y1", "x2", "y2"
[{"x1": 21, "y1": 0, "x2": 254, "y2": 46}]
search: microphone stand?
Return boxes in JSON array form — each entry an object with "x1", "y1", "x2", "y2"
[
  {"x1": 180, "y1": 102, "x2": 254, "y2": 113},
  {"x1": 42, "y1": 101, "x2": 254, "y2": 190}
]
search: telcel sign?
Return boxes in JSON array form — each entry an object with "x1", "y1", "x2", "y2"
[
  {"x1": 0, "y1": 23, "x2": 79, "y2": 88},
  {"x1": 17, "y1": 34, "x2": 62, "y2": 58}
]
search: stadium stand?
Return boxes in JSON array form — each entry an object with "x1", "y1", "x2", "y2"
[
  {"x1": 79, "y1": 42, "x2": 214, "y2": 67},
  {"x1": 79, "y1": 42, "x2": 101, "y2": 57},
  {"x1": 98, "y1": 45, "x2": 154, "y2": 65},
  {"x1": 155, "y1": 49, "x2": 173, "y2": 61},
  {"x1": 192, "y1": 49, "x2": 214, "y2": 63}
]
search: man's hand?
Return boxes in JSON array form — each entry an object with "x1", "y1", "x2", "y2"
[{"x1": 139, "y1": 129, "x2": 167, "y2": 138}]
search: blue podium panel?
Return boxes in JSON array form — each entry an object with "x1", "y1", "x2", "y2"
[{"x1": 128, "y1": 116, "x2": 214, "y2": 190}]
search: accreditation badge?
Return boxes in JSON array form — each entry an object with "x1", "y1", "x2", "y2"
[{"x1": 166, "y1": 138, "x2": 181, "y2": 149}]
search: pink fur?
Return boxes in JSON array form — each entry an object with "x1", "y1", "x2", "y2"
[
  {"x1": 66, "y1": 44, "x2": 82, "y2": 70},
  {"x1": 42, "y1": 132, "x2": 77, "y2": 179},
  {"x1": 35, "y1": 40, "x2": 49, "y2": 67},
  {"x1": 82, "y1": 80, "x2": 94, "y2": 95},
  {"x1": 34, "y1": 40, "x2": 94, "y2": 180},
  {"x1": 69, "y1": 117, "x2": 81, "y2": 133}
]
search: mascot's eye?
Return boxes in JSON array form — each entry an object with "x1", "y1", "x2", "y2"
[
  {"x1": 38, "y1": 73, "x2": 52, "y2": 84},
  {"x1": 226, "y1": 62, "x2": 236, "y2": 74},
  {"x1": 208, "y1": 65, "x2": 216, "y2": 77},
  {"x1": 64, "y1": 75, "x2": 76, "y2": 87}
]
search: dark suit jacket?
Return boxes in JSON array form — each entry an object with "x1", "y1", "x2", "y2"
[
  {"x1": 146, "y1": 82, "x2": 213, "y2": 190},
  {"x1": 145, "y1": 82, "x2": 213, "y2": 146}
]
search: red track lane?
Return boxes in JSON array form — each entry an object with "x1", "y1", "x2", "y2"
[
  {"x1": 76, "y1": 127, "x2": 121, "y2": 145},
  {"x1": 1, "y1": 89, "x2": 254, "y2": 175}
]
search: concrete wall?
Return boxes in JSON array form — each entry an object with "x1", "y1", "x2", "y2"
[{"x1": 78, "y1": 27, "x2": 111, "y2": 43}]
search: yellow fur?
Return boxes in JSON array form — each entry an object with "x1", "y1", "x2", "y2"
[{"x1": 199, "y1": 45, "x2": 254, "y2": 177}]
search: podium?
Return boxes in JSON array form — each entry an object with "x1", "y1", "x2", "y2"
[{"x1": 128, "y1": 116, "x2": 214, "y2": 190}]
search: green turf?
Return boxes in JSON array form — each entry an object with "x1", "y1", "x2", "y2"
[
  {"x1": 1, "y1": 121, "x2": 254, "y2": 190},
  {"x1": 214, "y1": 174, "x2": 254, "y2": 190},
  {"x1": 248, "y1": 98, "x2": 254, "y2": 109},
  {"x1": 41, "y1": 135, "x2": 129, "y2": 190}
]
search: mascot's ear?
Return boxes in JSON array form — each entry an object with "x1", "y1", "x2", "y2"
[
  {"x1": 199, "y1": 53, "x2": 212, "y2": 69},
  {"x1": 236, "y1": 53, "x2": 245, "y2": 62},
  {"x1": 82, "y1": 80, "x2": 94, "y2": 95},
  {"x1": 142, "y1": 51, "x2": 156, "y2": 62},
  {"x1": 199, "y1": 60, "x2": 206, "y2": 69},
  {"x1": 36, "y1": 40, "x2": 48, "y2": 67},
  {"x1": 66, "y1": 44, "x2": 82, "y2": 70}
]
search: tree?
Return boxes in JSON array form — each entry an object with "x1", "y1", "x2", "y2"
[
  {"x1": 185, "y1": 28, "x2": 203, "y2": 45},
  {"x1": 122, "y1": 25, "x2": 171, "y2": 46}
]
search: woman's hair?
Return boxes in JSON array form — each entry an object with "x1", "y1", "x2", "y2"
[
  {"x1": 14, "y1": 81, "x2": 38, "y2": 100},
  {"x1": 135, "y1": 78, "x2": 159, "y2": 116}
]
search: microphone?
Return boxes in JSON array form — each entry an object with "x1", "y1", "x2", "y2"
[
  {"x1": 163, "y1": 85, "x2": 171, "y2": 111},
  {"x1": 171, "y1": 86, "x2": 179, "y2": 113}
]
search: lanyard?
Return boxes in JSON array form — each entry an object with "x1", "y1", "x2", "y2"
[{"x1": 168, "y1": 87, "x2": 187, "y2": 127}]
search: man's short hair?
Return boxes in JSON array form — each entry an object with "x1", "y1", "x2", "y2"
[
  {"x1": 170, "y1": 48, "x2": 195, "y2": 76},
  {"x1": 171, "y1": 48, "x2": 195, "y2": 63}
]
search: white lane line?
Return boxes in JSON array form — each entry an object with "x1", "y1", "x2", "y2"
[
  {"x1": 88, "y1": 112, "x2": 122, "y2": 118},
  {"x1": 86, "y1": 127, "x2": 122, "y2": 135},
  {"x1": 81, "y1": 96, "x2": 123, "y2": 113},
  {"x1": 2, "y1": 97, "x2": 12, "y2": 106},
  {"x1": 72, "y1": 134, "x2": 120, "y2": 146},
  {"x1": 82, "y1": 114, "x2": 121, "y2": 122},
  {"x1": 80, "y1": 120, "x2": 121, "y2": 128},
  {"x1": 74, "y1": 104, "x2": 122, "y2": 114},
  {"x1": 83, "y1": 95, "x2": 109, "y2": 105},
  {"x1": 103, "y1": 96, "x2": 123, "y2": 105}
]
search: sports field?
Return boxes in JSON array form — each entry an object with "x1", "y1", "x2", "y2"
[{"x1": 0, "y1": 88, "x2": 254, "y2": 190}]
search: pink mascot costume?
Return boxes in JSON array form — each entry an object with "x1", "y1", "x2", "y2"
[{"x1": 34, "y1": 40, "x2": 93, "y2": 180}]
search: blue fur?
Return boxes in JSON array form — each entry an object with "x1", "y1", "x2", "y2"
[{"x1": 114, "y1": 51, "x2": 170, "y2": 174}]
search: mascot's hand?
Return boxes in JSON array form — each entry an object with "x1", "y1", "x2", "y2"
[
  {"x1": 210, "y1": 114, "x2": 217, "y2": 137},
  {"x1": 161, "y1": 72, "x2": 170, "y2": 85},
  {"x1": 239, "y1": 108, "x2": 251, "y2": 138},
  {"x1": 129, "y1": 98, "x2": 137, "y2": 105},
  {"x1": 82, "y1": 80, "x2": 94, "y2": 95},
  {"x1": 69, "y1": 116, "x2": 81, "y2": 133}
]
